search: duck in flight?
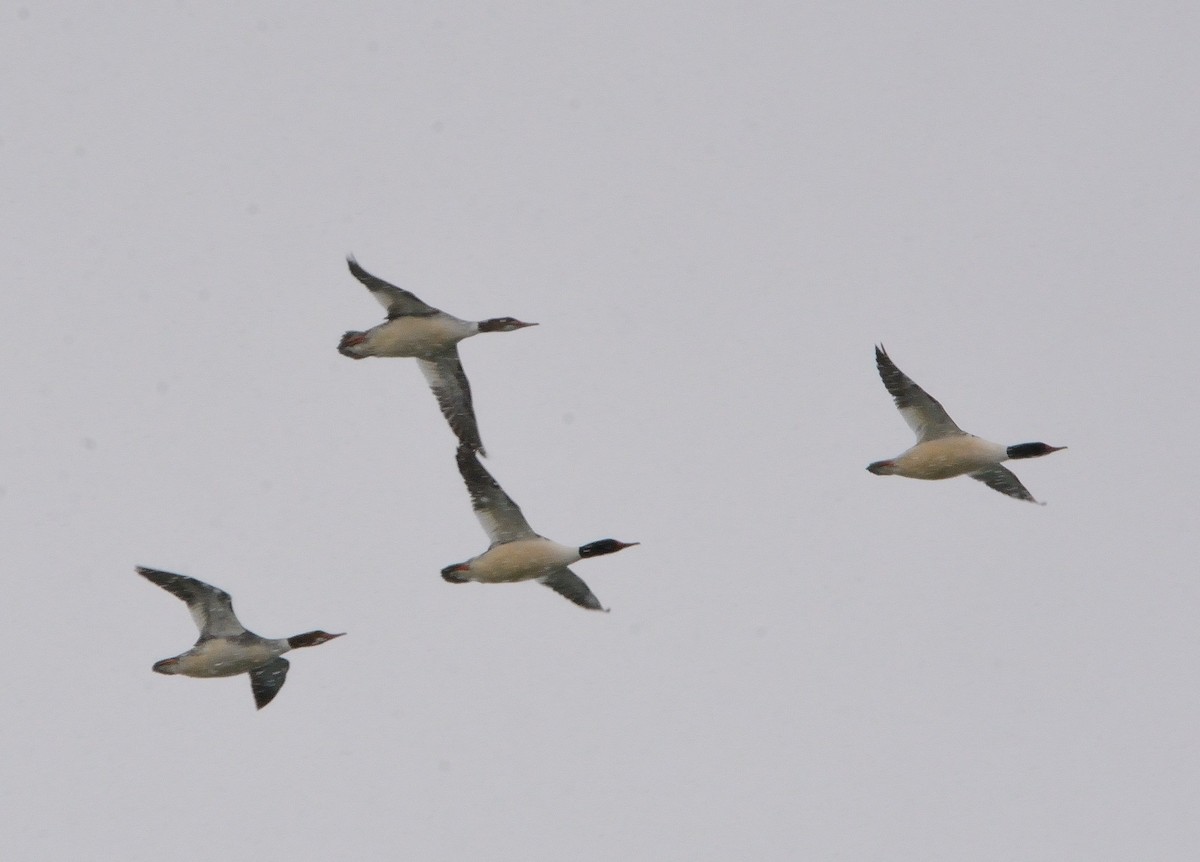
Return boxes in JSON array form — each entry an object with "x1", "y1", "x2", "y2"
[
  {"x1": 867, "y1": 345, "x2": 1066, "y2": 503},
  {"x1": 337, "y1": 255, "x2": 537, "y2": 456},
  {"x1": 442, "y1": 444, "x2": 639, "y2": 611},
  {"x1": 137, "y1": 566, "x2": 344, "y2": 709}
]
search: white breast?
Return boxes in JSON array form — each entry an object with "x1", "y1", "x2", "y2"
[
  {"x1": 892, "y1": 436, "x2": 1007, "y2": 480},
  {"x1": 466, "y1": 539, "x2": 580, "y2": 583},
  {"x1": 364, "y1": 315, "x2": 474, "y2": 357}
]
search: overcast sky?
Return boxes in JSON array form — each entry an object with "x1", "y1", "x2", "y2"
[{"x1": 5, "y1": 2, "x2": 1200, "y2": 860}]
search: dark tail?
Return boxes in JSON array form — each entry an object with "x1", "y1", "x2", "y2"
[{"x1": 338, "y1": 331, "x2": 369, "y2": 358}]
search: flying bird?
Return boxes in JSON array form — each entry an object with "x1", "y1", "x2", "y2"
[
  {"x1": 137, "y1": 566, "x2": 343, "y2": 709},
  {"x1": 442, "y1": 444, "x2": 639, "y2": 611},
  {"x1": 867, "y1": 345, "x2": 1066, "y2": 503},
  {"x1": 337, "y1": 255, "x2": 537, "y2": 456}
]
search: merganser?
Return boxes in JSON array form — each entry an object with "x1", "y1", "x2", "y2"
[
  {"x1": 137, "y1": 566, "x2": 344, "y2": 709},
  {"x1": 337, "y1": 255, "x2": 537, "y2": 456},
  {"x1": 441, "y1": 445, "x2": 639, "y2": 611},
  {"x1": 867, "y1": 346, "x2": 1066, "y2": 503}
]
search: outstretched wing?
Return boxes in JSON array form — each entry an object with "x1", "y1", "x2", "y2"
[
  {"x1": 969, "y1": 466, "x2": 1040, "y2": 504},
  {"x1": 136, "y1": 566, "x2": 246, "y2": 638},
  {"x1": 346, "y1": 256, "x2": 439, "y2": 319},
  {"x1": 418, "y1": 350, "x2": 486, "y2": 456},
  {"x1": 539, "y1": 568, "x2": 607, "y2": 612},
  {"x1": 249, "y1": 657, "x2": 290, "y2": 710},
  {"x1": 455, "y1": 445, "x2": 538, "y2": 545},
  {"x1": 875, "y1": 345, "x2": 964, "y2": 442}
]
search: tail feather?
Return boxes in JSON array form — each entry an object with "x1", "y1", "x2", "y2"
[{"x1": 338, "y1": 331, "x2": 370, "y2": 358}]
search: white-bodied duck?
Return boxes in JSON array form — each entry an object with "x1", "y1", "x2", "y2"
[
  {"x1": 337, "y1": 255, "x2": 537, "y2": 456},
  {"x1": 442, "y1": 445, "x2": 638, "y2": 611},
  {"x1": 868, "y1": 345, "x2": 1066, "y2": 503},
  {"x1": 137, "y1": 566, "x2": 343, "y2": 709}
]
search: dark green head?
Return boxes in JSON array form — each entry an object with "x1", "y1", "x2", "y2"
[
  {"x1": 579, "y1": 539, "x2": 639, "y2": 558},
  {"x1": 1006, "y1": 442, "x2": 1067, "y2": 460}
]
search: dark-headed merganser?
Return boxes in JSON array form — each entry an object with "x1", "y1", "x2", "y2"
[
  {"x1": 867, "y1": 346, "x2": 1066, "y2": 504},
  {"x1": 441, "y1": 445, "x2": 639, "y2": 611},
  {"x1": 137, "y1": 566, "x2": 344, "y2": 709},
  {"x1": 337, "y1": 255, "x2": 537, "y2": 456}
]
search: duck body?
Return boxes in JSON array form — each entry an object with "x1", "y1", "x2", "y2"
[
  {"x1": 868, "y1": 345, "x2": 1065, "y2": 503},
  {"x1": 156, "y1": 633, "x2": 289, "y2": 678},
  {"x1": 337, "y1": 255, "x2": 536, "y2": 455},
  {"x1": 443, "y1": 445, "x2": 638, "y2": 611},
  {"x1": 138, "y1": 566, "x2": 343, "y2": 709},
  {"x1": 447, "y1": 537, "x2": 582, "y2": 585},
  {"x1": 869, "y1": 435, "x2": 1008, "y2": 480},
  {"x1": 338, "y1": 312, "x2": 476, "y2": 359}
]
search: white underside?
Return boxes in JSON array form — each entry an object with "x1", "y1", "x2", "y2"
[
  {"x1": 360, "y1": 315, "x2": 474, "y2": 357},
  {"x1": 890, "y1": 436, "x2": 1007, "y2": 480},
  {"x1": 170, "y1": 638, "x2": 287, "y2": 677},
  {"x1": 463, "y1": 538, "x2": 580, "y2": 583}
]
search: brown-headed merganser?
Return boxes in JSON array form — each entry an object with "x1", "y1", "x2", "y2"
[
  {"x1": 337, "y1": 255, "x2": 537, "y2": 456},
  {"x1": 441, "y1": 445, "x2": 639, "y2": 611},
  {"x1": 137, "y1": 566, "x2": 344, "y2": 709},
  {"x1": 867, "y1": 345, "x2": 1066, "y2": 504}
]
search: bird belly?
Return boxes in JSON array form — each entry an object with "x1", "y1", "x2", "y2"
[
  {"x1": 893, "y1": 437, "x2": 1005, "y2": 480},
  {"x1": 175, "y1": 639, "x2": 280, "y2": 678},
  {"x1": 466, "y1": 540, "x2": 577, "y2": 584},
  {"x1": 365, "y1": 316, "x2": 468, "y2": 357}
]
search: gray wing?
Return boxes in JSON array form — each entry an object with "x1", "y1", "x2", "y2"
[
  {"x1": 346, "y1": 255, "x2": 439, "y2": 319},
  {"x1": 875, "y1": 345, "x2": 964, "y2": 442},
  {"x1": 969, "y1": 466, "x2": 1040, "y2": 504},
  {"x1": 249, "y1": 657, "x2": 290, "y2": 710},
  {"x1": 539, "y1": 568, "x2": 607, "y2": 612},
  {"x1": 418, "y1": 350, "x2": 486, "y2": 456},
  {"x1": 455, "y1": 445, "x2": 538, "y2": 544},
  {"x1": 136, "y1": 566, "x2": 247, "y2": 638}
]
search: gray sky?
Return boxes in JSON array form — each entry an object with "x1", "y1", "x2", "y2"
[{"x1": 5, "y1": 2, "x2": 1199, "y2": 859}]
